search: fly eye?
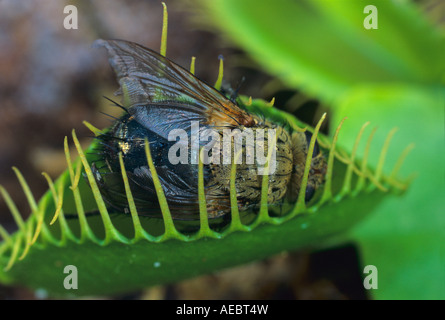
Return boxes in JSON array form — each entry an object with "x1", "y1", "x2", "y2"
[
  {"x1": 305, "y1": 185, "x2": 315, "y2": 203},
  {"x1": 304, "y1": 131, "x2": 320, "y2": 157}
]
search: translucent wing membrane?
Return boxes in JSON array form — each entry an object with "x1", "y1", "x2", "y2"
[{"x1": 94, "y1": 39, "x2": 255, "y2": 133}]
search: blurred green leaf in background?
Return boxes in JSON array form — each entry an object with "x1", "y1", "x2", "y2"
[{"x1": 200, "y1": 0, "x2": 444, "y2": 299}]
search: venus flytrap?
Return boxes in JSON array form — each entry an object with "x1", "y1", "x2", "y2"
[
  {"x1": 0, "y1": 97, "x2": 410, "y2": 296},
  {"x1": 0, "y1": 3, "x2": 412, "y2": 296}
]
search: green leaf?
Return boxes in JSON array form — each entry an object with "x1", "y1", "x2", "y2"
[
  {"x1": 335, "y1": 85, "x2": 445, "y2": 299},
  {"x1": 201, "y1": 0, "x2": 444, "y2": 103}
]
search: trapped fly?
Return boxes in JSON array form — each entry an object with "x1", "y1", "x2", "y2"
[{"x1": 92, "y1": 39, "x2": 326, "y2": 220}]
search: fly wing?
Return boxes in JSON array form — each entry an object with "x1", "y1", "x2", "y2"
[{"x1": 94, "y1": 39, "x2": 255, "y2": 138}]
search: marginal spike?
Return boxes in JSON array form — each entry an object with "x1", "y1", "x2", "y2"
[
  {"x1": 72, "y1": 130, "x2": 129, "y2": 244},
  {"x1": 31, "y1": 202, "x2": 45, "y2": 244},
  {"x1": 0, "y1": 224, "x2": 12, "y2": 257},
  {"x1": 267, "y1": 97, "x2": 275, "y2": 107},
  {"x1": 355, "y1": 126, "x2": 378, "y2": 193},
  {"x1": 190, "y1": 56, "x2": 196, "y2": 75},
  {"x1": 197, "y1": 148, "x2": 217, "y2": 238},
  {"x1": 294, "y1": 113, "x2": 326, "y2": 213},
  {"x1": 389, "y1": 143, "x2": 415, "y2": 181},
  {"x1": 83, "y1": 121, "x2": 104, "y2": 137},
  {"x1": 341, "y1": 122, "x2": 370, "y2": 195},
  {"x1": 375, "y1": 127, "x2": 398, "y2": 183},
  {"x1": 2, "y1": 188, "x2": 31, "y2": 261},
  {"x1": 9, "y1": 168, "x2": 49, "y2": 255},
  {"x1": 30, "y1": 189, "x2": 56, "y2": 246},
  {"x1": 227, "y1": 148, "x2": 246, "y2": 232},
  {"x1": 0, "y1": 186, "x2": 26, "y2": 233},
  {"x1": 257, "y1": 129, "x2": 277, "y2": 224},
  {"x1": 64, "y1": 136, "x2": 95, "y2": 243},
  {"x1": 327, "y1": 149, "x2": 366, "y2": 182},
  {"x1": 365, "y1": 174, "x2": 389, "y2": 192},
  {"x1": 0, "y1": 224, "x2": 12, "y2": 258},
  {"x1": 18, "y1": 227, "x2": 32, "y2": 260},
  {"x1": 52, "y1": 184, "x2": 64, "y2": 226},
  {"x1": 12, "y1": 167, "x2": 38, "y2": 212},
  {"x1": 320, "y1": 117, "x2": 347, "y2": 203},
  {"x1": 144, "y1": 138, "x2": 182, "y2": 241},
  {"x1": 31, "y1": 171, "x2": 64, "y2": 245},
  {"x1": 118, "y1": 152, "x2": 151, "y2": 241},
  {"x1": 0, "y1": 224, "x2": 11, "y2": 244},
  {"x1": 42, "y1": 172, "x2": 76, "y2": 245},
  {"x1": 160, "y1": 2, "x2": 168, "y2": 57},
  {"x1": 4, "y1": 233, "x2": 22, "y2": 272},
  {"x1": 70, "y1": 161, "x2": 82, "y2": 191},
  {"x1": 289, "y1": 121, "x2": 307, "y2": 133},
  {"x1": 42, "y1": 172, "x2": 65, "y2": 226},
  {"x1": 383, "y1": 176, "x2": 410, "y2": 191},
  {"x1": 214, "y1": 55, "x2": 224, "y2": 90}
]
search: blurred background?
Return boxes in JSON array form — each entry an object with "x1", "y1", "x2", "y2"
[{"x1": 0, "y1": 0, "x2": 443, "y2": 299}]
